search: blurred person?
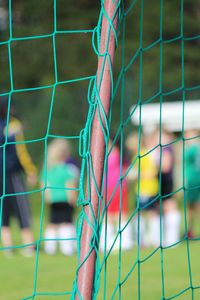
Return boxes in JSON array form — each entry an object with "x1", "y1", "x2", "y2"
[
  {"x1": 0, "y1": 98, "x2": 37, "y2": 256},
  {"x1": 127, "y1": 132, "x2": 160, "y2": 248},
  {"x1": 137, "y1": 134, "x2": 160, "y2": 247},
  {"x1": 185, "y1": 130, "x2": 200, "y2": 238},
  {"x1": 155, "y1": 129, "x2": 181, "y2": 247},
  {"x1": 41, "y1": 138, "x2": 79, "y2": 256},
  {"x1": 100, "y1": 137, "x2": 133, "y2": 252}
]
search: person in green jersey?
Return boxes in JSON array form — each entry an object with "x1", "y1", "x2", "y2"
[
  {"x1": 185, "y1": 130, "x2": 200, "y2": 238},
  {"x1": 41, "y1": 139, "x2": 79, "y2": 255}
]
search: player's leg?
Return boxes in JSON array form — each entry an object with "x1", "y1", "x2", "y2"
[
  {"x1": 121, "y1": 213, "x2": 133, "y2": 251},
  {"x1": 1, "y1": 175, "x2": 15, "y2": 255},
  {"x1": 190, "y1": 188, "x2": 200, "y2": 237},
  {"x1": 58, "y1": 223, "x2": 75, "y2": 256},
  {"x1": 44, "y1": 224, "x2": 57, "y2": 255},
  {"x1": 100, "y1": 213, "x2": 115, "y2": 252},
  {"x1": 142, "y1": 197, "x2": 160, "y2": 248},
  {"x1": 186, "y1": 187, "x2": 198, "y2": 238},
  {"x1": 120, "y1": 184, "x2": 133, "y2": 251},
  {"x1": 16, "y1": 200, "x2": 34, "y2": 247},
  {"x1": 1, "y1": 196, "x2": 13, "y2": 250},
  {"x1": 1, "y1": 226, "x2": 12, "y2": 247},
  {"x1": 163, "y1": 199, "x2": 181, "y2": 246},
  {"x1": 194, "y1": 199, "x2": 200, "y2": 236},
  {"x1": 44, "y1": 203, "x2": 59, "y2": 255},
  {"x1": 146, "y1": 209, "x2": 160, "y2": 247},
  {"x1": 57, "y1": 202, "x2": 75, "y2": 256},
  {"x1": 100, "y1": 189, "x2": 119, "y2": 252},
  {"x1": 11, "y1": 173, "x2": 35, "y2": 256},
  {"x1": 133, "y1": 211, "x2": 146, "y2": 247}
]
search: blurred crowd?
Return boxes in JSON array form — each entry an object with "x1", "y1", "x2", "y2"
[
  {"x1": 101, "y1": 128, "x2": 200, "y2": 252},
  {"x1": 0, "y1": 100, "x2": 79, "y2": 257},
  {"x1": 1, "y1": 99, "x2": 200, "y2": 257}
]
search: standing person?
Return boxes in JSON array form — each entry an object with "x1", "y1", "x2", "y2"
[
  {"x1": 41, "y1": 139, "x2": 79, "y2": 256},
  {"x1": 137, "y1": 134, "x2": 160, "y2": 247},
  {"x1": 157, "y1": 129, "x2": 181, "y2": 247},
  {"x1": 0, "y1": 98, "x2": 37, "y2": 256},
  {"x1": 185, "y1": 130, "x2": 200, "y2": 238},
  {"x1": 100, "y1": 138, "x2": 133, "y2": 252},
  {"x1": 127, "y1": 132, "x2": 159, "y2": 248}
]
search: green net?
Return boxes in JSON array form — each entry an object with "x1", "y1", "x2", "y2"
[{"x1": 0, "y1": 0, "x2": 200, "y2": 299}]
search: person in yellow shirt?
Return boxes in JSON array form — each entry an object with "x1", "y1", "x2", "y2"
[
  {"x1": 127, "y1": 132, "x2": 159, "y2": 247},
  {"x1": 138, "y1": 149, "x2": 159, "y2": 206},
  {"x1": 137, "y1": 137, "x2": 160, "y2": 247}
]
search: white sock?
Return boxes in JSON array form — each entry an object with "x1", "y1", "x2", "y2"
[
  {"x1": 100, "y1": 222, "x2": 115, "y2": 252},
  {"x1": 44, "y1": 228, "x2": 57, "y2": 255},
  {"x1": 70, "y1": 224, "x2": 77, "y2": 253},
  {"x1": 147, "y1": 215, "x2": 160, "y2": 247},
  {"x1": 134, "y1": 215, "x2": 146, "y2": 247},
  {"x1": 121, "y1": 220, "x2": 133, "y2": 250},
  {"x1": 164, "y1": 210, "x2": 181, "y2": 247},
  {"x1": 57, "y1": 224, "x2": 75, "y2": 256}
]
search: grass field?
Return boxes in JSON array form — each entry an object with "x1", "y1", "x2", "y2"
[
  {"x1": 1, "y1": 195, "x2": 200, "y2": 299},
  {"x1": 0, "y1": 240, "x2": 200, "y2": 300}
]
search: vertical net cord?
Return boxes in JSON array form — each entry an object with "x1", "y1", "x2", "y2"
[
  {"x1": 28, "y1": 0, "x2": 58, "y2": 298},
  {"x1": 137, "y1": 1, "x2": 144, "y2": 299},
  {"x1": 159, "y1": 0, "x2": 165, "y2": 299},
  {"x1": 117, "y1": 2, "x2": 126, "y2": 299},
  {"x1": 180, "y1": 0, "x2": 193, "y2": 299},
  {"x1": 1, "y1": 0, "x2": 14, "y2": 245}
]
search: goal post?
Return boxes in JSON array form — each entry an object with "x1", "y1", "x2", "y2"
[{"x1": 76, "y1": 0, "x2": 120, "y2": 298}]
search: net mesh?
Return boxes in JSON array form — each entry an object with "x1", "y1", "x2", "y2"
[{"x1": 0, "y1": 0, "x2": 200, "y2": 299}]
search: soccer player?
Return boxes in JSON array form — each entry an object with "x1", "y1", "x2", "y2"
[
  {"x1": 100, "y1": 137, "x2": 133, "y2": 252},
  {"x1": 0, "y1": 98, "x2": 37, "y2": 256},
  {"x1": 41, "y1": 138, "x2": 79, "y2": 256},
  {"x1": 185, "y1": 130, "x2": 200, "y2": 238},
  {"x1": 158, "y1": 129, "x2": 181, "y2": 247},
  {"x1": 127, "y1": 131, "x2": 160, "y2": 247},
  {"x1": 137, "y1": 134, "x2": 160, "y2": 247}
]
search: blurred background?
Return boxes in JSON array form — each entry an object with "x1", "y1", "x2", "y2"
[{"x1": 0, "y1": 0, "x2": 199, "y2": 165}]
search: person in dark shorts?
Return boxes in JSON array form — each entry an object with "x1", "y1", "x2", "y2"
[
  {"x1": 0, "y1": 98, "x2": 37, "y2": 256},
  {"x1": 154, "y1": 129, "x2": 181, "y2": 247},
  {"x1": 41, "y1": 138, "x2": 79, "y2": 256}
]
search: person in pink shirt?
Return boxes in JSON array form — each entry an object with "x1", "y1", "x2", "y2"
[{"x1": 100, "y1": 138, "x2": 133, "y2": 252}]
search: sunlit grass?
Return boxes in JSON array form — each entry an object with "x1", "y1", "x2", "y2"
[{"x1": 0, "y1": 241, "x2": 200, "y2": 299}]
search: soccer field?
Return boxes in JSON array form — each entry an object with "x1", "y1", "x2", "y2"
[{"x1": 1, "y1": 241, "x2": 199, "y2": 300}]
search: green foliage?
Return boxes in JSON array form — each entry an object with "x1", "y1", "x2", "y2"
[{"x1": 0, "y1": 0, "x2": 199, "y2": 161}]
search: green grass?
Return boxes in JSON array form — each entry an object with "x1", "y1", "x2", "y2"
[
  {"x1": 97, "y1": 241, "x2": 200, "y2": 300},
  {"x1": 0, "y1": 241, "x2": 200, "y2": 300},
  {"x1": 1, "y1": 195, "x2": 200, "y2": 299}
]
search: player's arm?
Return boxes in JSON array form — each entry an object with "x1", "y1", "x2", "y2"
[
  {"x1": 161, "y1": 150, "x2": 173, "y2": 173},
  {"x1": 66, "y1": 180, "x2": 78, "y2": 206},
  {"x1": 11, "y1": 118, "x2": 38, "y2": 185}
]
